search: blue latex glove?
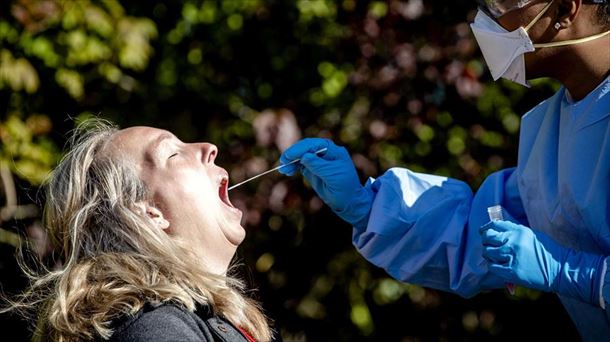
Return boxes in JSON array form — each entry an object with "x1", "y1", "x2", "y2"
[
  {"x1": 480, "y1": 220, "x2": 606, "y2": 306},
  {"x1": 279, "y1": 138, "x2": 373, "y2": 228}
]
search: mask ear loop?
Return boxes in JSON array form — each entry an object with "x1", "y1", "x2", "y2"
[{"x1": 534, "y1": 30, "x2": 610, "y2": 47}]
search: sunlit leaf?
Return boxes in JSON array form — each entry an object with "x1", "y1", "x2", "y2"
[
  {"x1": 55, "y1": 68, "x2": 84, "y2": 99},
  {"x1": 117, "y1": 17, "x2": 157, "y2": 71},
  {"x1": 368, "y1": 2, "x2": 388, "y2": 19},
  {"x1": 0, "y1": 50, "x2": 39, "y2": 93}
]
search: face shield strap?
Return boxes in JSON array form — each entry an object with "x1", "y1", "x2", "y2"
[{"x1": 524, "y1": 0, "x2": 555, "y2": 32}]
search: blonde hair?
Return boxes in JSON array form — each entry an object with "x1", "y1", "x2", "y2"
[{"x1": 4, "y1": 119, "x2": 271, "y2": 341}]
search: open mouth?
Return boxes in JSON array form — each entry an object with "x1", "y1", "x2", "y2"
[{"x1": 219, "y1": 176, "x2": 234, "y2": 208}]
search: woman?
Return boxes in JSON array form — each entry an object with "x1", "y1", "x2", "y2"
[
  {"x1": 279, "y1": 0, "x2": 609, "y2": 340},
  {"x1": 6, "y1": 120, "x2": 272, "y2": 341}
]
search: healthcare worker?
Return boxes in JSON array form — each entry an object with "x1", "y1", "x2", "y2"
[{"x1": 279, "y1": 0, "x2": 610, "y2": 340}]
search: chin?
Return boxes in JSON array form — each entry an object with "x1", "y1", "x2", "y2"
[
  {"x1": 234, "y1": 224, "x2": 247, "y2": 243},
  {"x1": 227, "y1": 232, "x2": 246, "y2": 247},
  {"x1": 222, "y1": 219, "x2": 247, "y2": 246},
  {"x1": 525, "y1": 52, "x2": 553, "y2": 80}
]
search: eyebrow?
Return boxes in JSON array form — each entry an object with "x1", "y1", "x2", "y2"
[
  {"x1": 146, "y1": 132, "x2": 176, "y2": 165},
  {"x1": 151, "y1": 133, "x2": 175, "y2": 150}
]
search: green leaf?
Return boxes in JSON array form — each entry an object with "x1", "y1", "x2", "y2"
[{"x1": 55, "y1": 68, "x2": 84, "y2": 99}]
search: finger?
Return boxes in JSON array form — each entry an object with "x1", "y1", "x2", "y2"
[
  {"x1": 488, "y1": 264, "x2": 512, "y2": 279},
  {"x1": 279, "y1": 139, "x2": 331, "y2": 175},
  {"x1": 479, "y1": 221, "x2": 495, "y2": 234},
  {"x1": 277, "y1": 163, "x2": 299, "y2": 176},
  {"x1": 488, "y1": 220, "x2": 519, "y2": 233},
  {"x1": 281, "y1": 138, "x2": 330, "y2": 163},
  {"x1": 299, "y1": 152, "x2": 333, "y2": 173},
  {"x1": 480, "y1": 228, "x2": 508, "y2": 247},
  {"x1": 482, "y1": 246, "x2": 511, "y2": 264}
]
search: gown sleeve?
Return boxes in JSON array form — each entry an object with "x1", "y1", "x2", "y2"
[{"x1": 352, "y1": 166, "x2": 529, "y2": 298}]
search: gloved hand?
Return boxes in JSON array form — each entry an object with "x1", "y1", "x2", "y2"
[
  {"x1": 279, "y1": 138, "x2": 373, "y2": 228},
  {"x1": 480, "y1": 220, "x2": 606, "y2": 306}
]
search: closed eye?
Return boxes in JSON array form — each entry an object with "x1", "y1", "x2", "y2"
[{"x1": 168, "y1": 153, "x2": 178, "y2": 159}]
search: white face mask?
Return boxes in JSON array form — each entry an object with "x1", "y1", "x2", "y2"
[{"x1": 470, "y1": 1, "x2": 610, "y2": 87}]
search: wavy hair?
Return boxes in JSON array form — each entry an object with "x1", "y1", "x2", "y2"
[
  {"x1": 595, "y1": 2, "x2": 610, "y2": 25},
  {"x1": 3, "y1": 119, "x2": 271, "y2": 341}
]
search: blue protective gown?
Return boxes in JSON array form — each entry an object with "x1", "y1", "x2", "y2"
[{"x1": 353, "y1": 76, "x2": 610, "y2": 340}]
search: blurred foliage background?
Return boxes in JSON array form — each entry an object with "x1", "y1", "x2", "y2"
[{"x1": 0, "y1": 0, "x2": 579, "y2": 341}]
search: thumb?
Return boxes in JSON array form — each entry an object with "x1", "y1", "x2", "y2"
[{"x1": 277, "y1": 161, "x2": 299, "y2": 176}]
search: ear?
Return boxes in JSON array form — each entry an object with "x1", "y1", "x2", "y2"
[
  {"x1": 134, "y1": 202, "x2": 170, "y2": 230},
  {"x1": 555, "y1": 0, "x2": 581, "y2": 29}
]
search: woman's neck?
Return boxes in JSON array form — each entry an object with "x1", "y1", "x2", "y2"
[{"x1": 554, "y1": 35, "x2": 610, "y2": 101}]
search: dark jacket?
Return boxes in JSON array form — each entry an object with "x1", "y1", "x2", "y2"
[{"x1": 108, "y1": 303, "x2": 252, "y2": 342}]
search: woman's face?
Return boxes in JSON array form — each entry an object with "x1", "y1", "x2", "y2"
[
  {"x1": 496, "y1": 1, "x2": 562, "y2": 79},
  {"x1": 106, "y1": 126, "x2": 244, "y2": 274}
]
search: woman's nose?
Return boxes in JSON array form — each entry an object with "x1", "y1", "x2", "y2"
[{"x1": 200, "y1": 143, "x2": 218, "y2": 164}]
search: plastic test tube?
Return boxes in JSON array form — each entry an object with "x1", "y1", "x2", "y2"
[
  {"x1": 487, "y1": 205, "x2": 516, "y2": 295},
  {"x1": 487, "y1": 205, "x2": 503, "y2": 221}
]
